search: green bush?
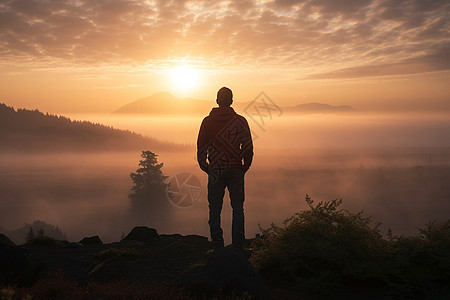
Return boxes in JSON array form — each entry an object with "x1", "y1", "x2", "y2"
[{"x1": 250, "y1": 195, "x2": 450, "y2": 298}]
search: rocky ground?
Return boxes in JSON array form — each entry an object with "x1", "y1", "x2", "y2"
[
  {"x1": 26, "y1": 234, "x2": 211, "y2": 283},
  {"x1": 1, "y1": 227, "x2": 269, "y2": 299}
]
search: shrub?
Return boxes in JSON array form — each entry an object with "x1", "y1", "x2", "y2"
[
  {"x1": 250, "y1": 194, "x2": 387, "y2": 295},
  {"x1": 1, "y1": 288, "x2": 15, "y2": 300},
  {"x1": 250, "y1": 195, "x2": 450, "y2": 298},
  {"x1": 384, "y1": 220, "x2": 450, "y2": 298}
]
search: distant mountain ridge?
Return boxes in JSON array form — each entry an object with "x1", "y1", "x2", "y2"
[
  {"x1": 114, "y1": 92, "x2": 212, "y2": 115},
  {"x1": 0, "y1": 103, "x2": 184, "y2": 152},
  {"x1": 114, "y1": 92, "x2": 356, "y2": 115},
  {"x1": 284, "y1": 103, "x2": 357, "y2": 114}
]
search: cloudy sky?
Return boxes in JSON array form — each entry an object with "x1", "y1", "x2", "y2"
[{"x1": 0, "y1": 0, "x2": 449, "y2": 113}]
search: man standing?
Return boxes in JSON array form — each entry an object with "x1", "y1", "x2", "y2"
[{"x1": 197, "y1": 87, "x2": 253, "y2": 249}]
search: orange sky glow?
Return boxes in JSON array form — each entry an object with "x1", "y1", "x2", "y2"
[{"x1": 0, "y1": 0, "x2": 449, "y2": 114}]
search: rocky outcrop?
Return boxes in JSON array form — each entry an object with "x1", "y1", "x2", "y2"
[
  {"x1": 0, "y1": 234, "x2": 39, "y2": 285},
  {"x1": 173, "y1": 246, "x2": 268, "y2": 297},
  {"x1": 122, "y1": 226, "x2": 159, "y2": 243},
  {"x1": 79, "y1": 235, "x2": 103, "y2": 246},
  {"x1": 88, "y1": 258, "x2": 127, "y2": 282}
]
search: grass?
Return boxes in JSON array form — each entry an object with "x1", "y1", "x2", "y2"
[
  {"x1": 3, "y1": 275, "x2": 192, "y2": 300},
  {"x1": 2, "y1": 274, "x2": 264, "y2": 300}
]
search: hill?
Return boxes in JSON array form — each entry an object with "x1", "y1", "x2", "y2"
[
  {"x1": 284, "y1": 102, "x2": 357, "y2": 114},
  {"x1": 113, "y1": 92, "x2": 212, "y2": 115},
  {"x1": 0, "y1": 103, "x2": 185, "y2": 152},
  {"x1": 113, "y1": 92, "x2": 356, "y2": 115}
]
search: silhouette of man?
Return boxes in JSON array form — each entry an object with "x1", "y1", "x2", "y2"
[{"x1": 197, "y1": 87, "x2": 253, "y2": 249}]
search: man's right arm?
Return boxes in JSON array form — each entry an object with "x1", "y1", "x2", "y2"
[{"x1": 197, "y1": 117, "x2": 209, "y2": 173}]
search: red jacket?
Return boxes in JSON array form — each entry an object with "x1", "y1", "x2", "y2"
[{"x1": 197, "y1": 106, "x2": 253, "y2": 171}]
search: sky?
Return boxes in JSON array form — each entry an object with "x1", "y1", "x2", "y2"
[{"x1": 0, "y1": 0, "x2": 449, "y2": 113}]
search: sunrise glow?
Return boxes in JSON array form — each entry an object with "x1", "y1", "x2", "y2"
[
  {"x1": 0, "y1": 1, "x2": 449, "y2": 297},
  {"x1": 0, "y1": 1, "x2": 447, "y2": 113},
  {"x1": 169, "y1": 65, "x2": 201, "y2": 93}
]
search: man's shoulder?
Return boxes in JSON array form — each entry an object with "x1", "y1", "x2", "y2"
[
  {"x1": 235, "y1": 113, "x2": 249, "y2": 125},
  {"x1": 201, "y1": 115, "x2": 211, "y2": 123}
]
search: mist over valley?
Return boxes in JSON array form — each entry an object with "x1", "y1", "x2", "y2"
[{"x1": 1, "y1": 103, "x2": 449, "y2": 245}]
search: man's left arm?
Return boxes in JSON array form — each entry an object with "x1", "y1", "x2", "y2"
[{"x1": 240, "y1": 117, "x2": 253, "y2": 173}]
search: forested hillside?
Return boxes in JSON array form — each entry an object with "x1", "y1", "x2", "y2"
[{"x1": 0, "y1": 103, "x2": 184, "y2": 152}]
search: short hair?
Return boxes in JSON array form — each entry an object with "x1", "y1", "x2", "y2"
[{"x1": 217, "y1": 87, "x2": 233, "y2": 106}]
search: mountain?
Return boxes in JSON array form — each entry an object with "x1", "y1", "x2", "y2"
[
  {"x1": 0, "y1": 103, "x2": 185, "y2": 152},
  {"x1": 114, "y1": 92, "x2": 356, "y2": 115},
  {"x1": 283, "y1": 103, "x2": 357, "y2": 114},
  {"x1": 113, "y1": 92, "x2": 212, "y2": 115}
]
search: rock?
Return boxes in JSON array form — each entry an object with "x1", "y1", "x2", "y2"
[
  {"x1": 123, "y1": 226, "x2": 159, "y2": 243},
  {"x1": 0, "y1": 234, "x2": 38, "y2": 285},
  {"x1": 0, "y1": 234, "x2": 16, "y2": 247},
  {"x1": 88, "y1": 258, "x2": 127, "y2": 282},
  {"x1": 160, "y1": 234, "x2": 210, "y2": 248},
  {"x1": 172, "y1": 246, "x2": 268, "y2": 297},
  {"x1": 79, "y1": 235, "x2": 103, "y2": 246},
  {"x1": 0, "y1": 233, "x2": 31, "y2": 274},
  {"x1": 180, "y1": 234, "x2": 209, "y2": 245},
  {"x1": 67, "y1": 242, "x2": 84, "y2": 248},
  {"x1": 60, "y1": 258, "x2": 92, "y2": 283},
  {"x1": 112, "y1": 240, "x2": 141, "y2": 248}
]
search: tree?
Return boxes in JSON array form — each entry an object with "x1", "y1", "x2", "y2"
[{"x1": 129, "y1": 151, "x2": 170, "y2": 224}]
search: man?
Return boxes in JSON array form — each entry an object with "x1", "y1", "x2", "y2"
[{"x1": 197, "y1": 87, "x2": 253, "y2": 249}]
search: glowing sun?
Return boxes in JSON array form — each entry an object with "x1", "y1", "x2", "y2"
[{"x1": 170, "y1": 65, "x2": 200, "y2": 92}]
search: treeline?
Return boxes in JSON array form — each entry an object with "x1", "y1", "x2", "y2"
[
  {"x1": 0, "y1": 103, "x2": 188, "y2": 152},
  {"x1": 0, "y1": 220, "x2": 66, "y2": 244}
]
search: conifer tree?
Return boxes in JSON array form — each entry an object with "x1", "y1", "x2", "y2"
[{"x1": 129, "y1": 151, "x2": 170, "y2": 223}]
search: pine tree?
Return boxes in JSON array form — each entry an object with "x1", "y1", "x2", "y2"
[{"x1": 129, "y1": 151, "x2": 170, "y2": 224}]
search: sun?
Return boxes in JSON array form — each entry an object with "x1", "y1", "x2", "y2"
[{"x1": 170, "y1": 65, "x2": 200, "y2": 93}]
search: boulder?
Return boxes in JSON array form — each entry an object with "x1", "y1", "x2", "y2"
[
  {"x1": 0, "y1": 233, "x2": 30, "y2": 274},
  {"x1": 79, "y1": 235, "x2": 103, "y2": 246},
  {"x1": 0, "y1": 233, "x2": 38, "y2": 285},
  {"x1": 123, "y1": 226, "x2": 159, "y2": 243},
  {"x1": 67, "y1": 242, "x2": 84, "y2": 248},
  {"x1": 0, "y1": 234, "x2": 16, "y2": 247},
  {"x1": 172, "y1": 246, "x2": 268, "y2": 297},
  {"x1": 160, "y1": 234, "x2": 210, "y2": 249},
  {"x1": 88, "y1": 258, "x2": 127, "y2": 282}
]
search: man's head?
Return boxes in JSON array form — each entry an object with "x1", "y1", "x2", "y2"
[{"x1": 216, "y1": 87, "x2": 233, "y2": 107}]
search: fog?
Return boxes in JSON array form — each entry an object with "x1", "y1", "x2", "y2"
[
  {"x1": 67, "y1": 112, "x2": 450, "y2": 148},
  {"x1": 1, "y1": 112, "x2": 449, "y2": 244}
]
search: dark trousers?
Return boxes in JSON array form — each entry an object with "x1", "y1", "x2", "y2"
[{"x1": 207, "y1": 168, "x2": 245, "y2": 248}]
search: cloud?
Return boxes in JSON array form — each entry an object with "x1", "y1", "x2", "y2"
[
  {"x1": 307, "y1": 42, "x2": 450, "y2": 79},
  {"x1": 0, "y1": 0, "x2": 449, "y2": 78}
]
